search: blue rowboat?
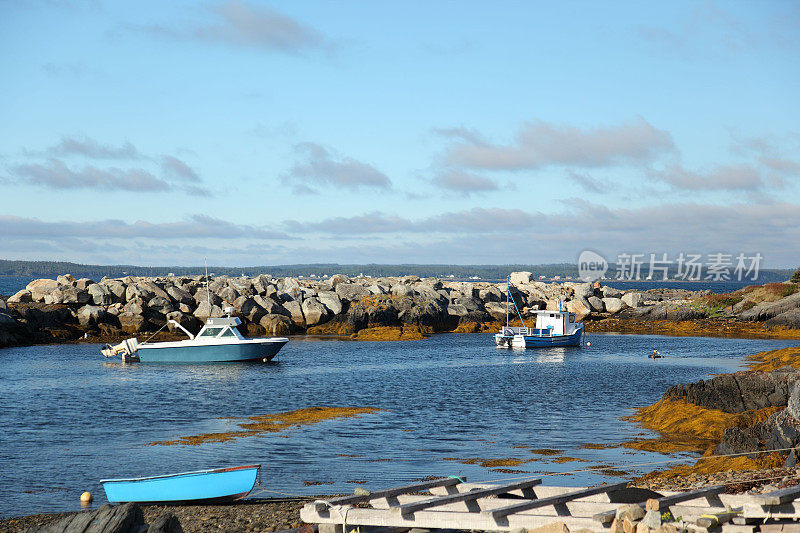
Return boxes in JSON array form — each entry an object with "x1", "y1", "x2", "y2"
[{"x1": 101, "y1": 464, "x2": 260, "y2": 504}]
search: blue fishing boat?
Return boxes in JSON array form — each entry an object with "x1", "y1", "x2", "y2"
[
  {"x1": 101, "y1": 464, "x2": 260, "y2": 504},
  {"x1": 101, "y1": 310, "x2": 288, "y2": 363},
  {"x1": 494, "y1": 277, "x2": 584, "y2": 349}
]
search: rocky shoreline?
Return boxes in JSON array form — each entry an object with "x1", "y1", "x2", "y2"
[{"x1": 1, "y1": 272, "x2": 798, "y2": 349}]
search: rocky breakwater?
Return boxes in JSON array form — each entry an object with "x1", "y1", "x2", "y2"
[{"x1": 0, "y1": 271, "x2": 661, "y2": 348}]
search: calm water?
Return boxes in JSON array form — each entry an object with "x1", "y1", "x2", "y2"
[{"x1": 1, "y1": 333, "x2": 799, "y2": 517}]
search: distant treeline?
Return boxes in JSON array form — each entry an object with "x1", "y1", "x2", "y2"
[{"x1": 0, "y1": 259, "x2": 793, "y2": 282}]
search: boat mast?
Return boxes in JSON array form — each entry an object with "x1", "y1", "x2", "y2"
[
  {"x1": 506, "y1": 275, "x2": 510, "y2": 329},
  {"x1": 204, "y1": 258, "x2": 211, "y2": 310}
]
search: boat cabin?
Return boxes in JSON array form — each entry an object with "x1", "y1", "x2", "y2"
[
  {"x1": 534, "y1": 310, "x2": 579, "y2": 336},
  {"x1": 499, "y1": 310, "x2": 581, "y2": 337},
  {"x1": 195, "y1": 316, "x2": 245, "y2": 340}
]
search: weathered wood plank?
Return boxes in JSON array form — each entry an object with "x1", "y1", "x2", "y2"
[
  {"x1": 314, "y1": 477, "x2": 463, "y2": 510},
  {"x1": 301, "y1": 505, "x2": 603, "y2": 532},
  {"x1": 394, "y1": 478, "x2": 542, "y2": 515},
  {"x1": 646, "y1": 485, "x2": 725, "y2": 511},
  {"x1": 485, "y1": 482, "x2": 629, "y2": 518},
  {"x1": 755, "y1": 486, "x2": 800, "y2": 506}
]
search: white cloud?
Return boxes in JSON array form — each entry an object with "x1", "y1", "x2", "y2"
[
  {"x1": 439, "y1": 118, "x2": 675, "y2": 171},
  {"x1": 282, "y1": 142, "x2": 391, "y2": 191}
]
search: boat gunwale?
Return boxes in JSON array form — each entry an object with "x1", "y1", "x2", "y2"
[
  {"x1": 99, "y1": 464, "x2": 260, "y2": 484},
  {"x1": 138, "y1": 337, "x2": 289, "y2": 350}
]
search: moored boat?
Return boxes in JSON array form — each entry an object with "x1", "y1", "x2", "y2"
[
  {"x1": 100, "y1": 464, "x2": 259, "y2": 504},
  {"x1": 494, "y1": 277, "x2": 584, "y2": 348},
  {"x1": 101, "y1": 308, "x2": 288, "y2": 363}
]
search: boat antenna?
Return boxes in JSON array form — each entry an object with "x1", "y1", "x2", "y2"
[{"x1": 204, "y1": 257, "x2": 211, "y2": 309}]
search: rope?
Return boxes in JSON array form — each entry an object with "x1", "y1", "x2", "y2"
[{"x1": 140, "y1": 321, "x2": 170, "y2": 345}]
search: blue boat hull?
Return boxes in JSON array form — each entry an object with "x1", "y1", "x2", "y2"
[
  {"x1": 495, "y1": 326, "x2": 583, "y2": 348},
  {"x1": 137, "y1": 340, "x2": 287, "y2": 363},
  {"x1": 101, "y1": 465, "x2": 259, "y2": 504}
]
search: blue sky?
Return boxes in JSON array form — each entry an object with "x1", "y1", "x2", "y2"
[{"x1": 1, "y1": 1, "x2": 799, "y2": 267}]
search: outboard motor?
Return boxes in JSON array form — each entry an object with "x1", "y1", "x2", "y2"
[{"x1": 101, "y1": 338, "x2": 139, "y2": 362}]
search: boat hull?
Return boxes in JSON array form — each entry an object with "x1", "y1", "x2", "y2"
[
  {"x1": 137, "y1": 339, "x2": 287, "y2": 363},
  {"x1": 101, "y1": 465, "x2": 259, "y2": 504},
  {"x1": 495, "y1": 327, "x2": 583, "y2": 348}
]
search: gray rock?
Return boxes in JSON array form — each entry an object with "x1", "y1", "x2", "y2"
[
  {"x1": 57, "y1": 274, "x2": 76, "y2": 286},
  {"x1": 509, "y1": 271, "x2": 534, "y2": 285},
  {"x1": 29, "y1": 502, "x2": 148, "y2": 533},
  {"x1": 302, "y1": 297, "x2": 331, "y2": 326},
  {"x1": 587, "y1": 296, "x2": 605, "y2": 312},
  {"x1": 391, "y1": 284, "x2": 414, "y2": 297},
  {"x1": 602, "y1": 285, "x2": 623, "y2": 298},
  {"x1": 146, "y1": 513, "x2": 183, "y2": 533},
  {"x1": 616, "y1": 503, "x2": 645, "y2": 521},
  {"x1": 328, "y1": 274, "x2": 349, "y2": 287},
  {"x1": 193, "y1": 301, "x2": 223, "y2": 319},
  {"x1": 566, "y1": 297, "x2": 592, "y2": 317},
  {"x1": 7, "y1": 289, "x2": 32, "y2": 304},
  {"x1": 572, "y1": 282, "x2": 594, "y2": 299},
  {"x1": 335, "y1": 283, "x2": 369, "y2": 302},
  {"x1": 166, "y1": 311, "x2": 198, "y2": 336},
  {"x1": 118, "y1": 312, "x2": 149, "y2": 333},
  {"x1": 447, "y1": 304, "x2": 468, "y2": 317},
  {"x1": 603, "y1": 297, "x2": 625, "y2": 314},
  {"x1": 77, "y1": 305, "x2": 107, "y2": 327},
  {"x1": 788, "y1": 381, "x2": 800, "y2": 422},
  {"x1": 193, "y1": 290, "x2": 222, "y2": 308},
  {"x1": 621, "y1": 292, "x2": 644, "y2": 308},
  {"x1": 218, "y1": 286, "x2": 240, "y2": 304},
  {"x1": 485, "y1": 302, "x2": 509, "y2": 321},
  {"x1": 252, "y1": 274, "x2": 272, "y2": 295},
  {"x1": 368, "y1": 283, "x2": 389, "y2": 295},
  {"x1": 479, "y1": 287, "x2": 503, "y2": 302},
  {"x1": 88, "y1": 284, "x2": 114, "y2": 306},
  {"x1": 740, "y1": 291, "x2": 800, "y2": 322},
  {"x1": 75, "y1": 278, "x2": 95, "y2": 290},
  {"x1": 420, "y1": 278, "x2": 443, "y2": 290},
  {"x1": 260, "y1": 313, "x2": 293, "y2": 335},
  {"x1": 26, "y1": 278, "x2": 59, "y2": 301},
  {"x1": 283, "y1": 300, "x2": 305, "y2": 326},
  {"x1": 103, "y1": 280, "x2": 127, "y2": 302},
  {"x1": 148, "y1": 296, "x2": 174, "y2": 315},
  {"x1": 317, "y1": 291, "x2": 343, "y2": 315},
  {"x1": 166, "y1": 286, "x2": 194, "y2": 306},
  {"x1": 53, "y1": 285, "x2": 91, "y2": 305},
  {"x1": 766, "y1": 308, "x2": 800, "y2": 329}
]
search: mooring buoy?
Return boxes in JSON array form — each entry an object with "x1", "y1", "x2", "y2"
[{"x1": 80, "y1": 491, "x2": 93, "y2": 504}]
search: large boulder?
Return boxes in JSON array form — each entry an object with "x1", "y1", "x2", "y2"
[
  {"x1": 302, "y1": 297, "x2": 331, "y2": 326},
  {"x1": 253, "y1": 294, "x2": 291, "y2": 317},
  {"x1": 587, "y1": 296, "x2": 605, "y2": 312},
  {"x1": 283, "y1": 300, "x2": 305, "y2": 327},
  {"x1": 447, "y1": 304, "x2": 468, "y2": 317},
  {"x1": 509, "y1": 271, "x2": 534, "y2": 285},
  {"x1": 571, "y1": 282, "x2": 594, "y2": 300},
  {"x1": 50, "y1": 285, "x2": 90, "y2": 305},
  {"x1": 166, "y1": 285, "x2": 194, "y2": 306},
  {"x1": 602, "y1": 297, "x2": 625, "y2": 314},
  {"x1": 193, "y1": 290, "x2": 222, "y2": 308},
  {"x1": 77, "y1": 305, "x2": 107, "y2": 327},
  {"x1": 103, "y1": 280, "x2": 127, "y2": 302},
  {"x1": 88, "y1": 283, "x2": 114, "y2": 306},
  {"x1": 485, "y1": 302, "x2": 509, "y2": 321},
  {"x1": 565, "y1": 298, "x2": 592, "y2": 318},
  {"x1": 621, "y1": 292, "x2": 645, "y2": 308},
  {"x1": 193, "y1": 301, "x2": 223, "y2": 319},
  {"x1": 26, "y1": 279, "x2": 59, "y2": 301},
  {"x1": 328, "y1": 274, "x2": 349, "y2": 287},
  {"x1": 218, "y1": 286, "x2": 240, "y2": 304},
  {"x1": 118, "y1": 312, "x2": 149, "y2": 333},
  {"x1": 602, "y1": 285, "x2": 623, "y2": 298},
  {"x1": 391, "y1": 284, "x2": 414, "y2": 297},
  {"x1": 317, "y1": 291, "x2": 343, "y2": 315},
  {"x1": 335, "y1": 283, "x2": 369, "y2": 302},
  {"x1": 147, "y1": 296, "x2": 174, "y2": 315},
  {"x1": 767, "y1": 309, "x2": 800, "y2": 329},
  {"x1": 25, "y1": 502, "x2": 182, "y2": 533},
  {"x1": 260, "y1": 313, "x2": 294, "y2": 335},
  {"x1": 75, "y1": 278, "x2": 95, "y2": 290},
  {"x1": 478, "y1": 286, "x2": 502, "y2": 302},
  {"x1": 252, "y1": 274, "x2": 272, "y2": 295}
]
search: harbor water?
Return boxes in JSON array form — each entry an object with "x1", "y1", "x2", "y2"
[{"x1": 2, "y1": 333, "x2": 799, "y2": 517}]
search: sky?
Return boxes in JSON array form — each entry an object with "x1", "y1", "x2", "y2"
[{"x1": 1, "y1": 0, "x2": 799, "y2": 268}]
